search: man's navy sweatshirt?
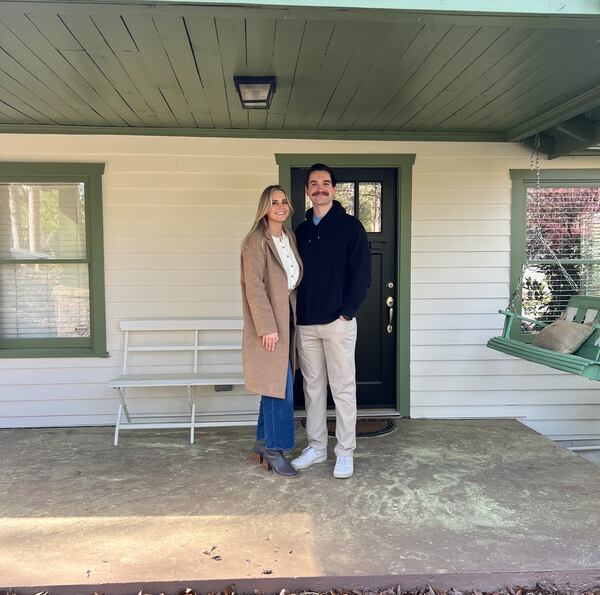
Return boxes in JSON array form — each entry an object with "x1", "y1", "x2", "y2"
[{"x1": 295, "y1": 200, "x2": 371, "y2": 325}]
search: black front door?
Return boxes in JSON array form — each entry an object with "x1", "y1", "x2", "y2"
[{"x1": 291, "y1": 167, "x2": 397, "y2": 409}]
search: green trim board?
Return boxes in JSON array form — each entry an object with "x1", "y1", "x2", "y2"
[
  {"x1": 0, "y1": 125, "x2": 507, "y2": 143},
  {"x1": 276, "y1": 153, "x2": 415, "y2": 416},
  {"x1": 0, "y1": 163, "x2": 105, "y2": 176},
  {"x1": 568, "y1": 149, "x2": 600, "y2": 156},
  {"x1": 547, "y1": 122, "x2": 600, "y2": 160},
  {"x1": 58, "y1": 0, "x2": 600, "y2": 15},
  {"x1": 507, "y1": 83, "x2": 600, "y2": 143},
  {"x1": 509, "y1": 168, "x2": 600, "y2": 341},
  {"x1": 4, "y1": 3, "x2": 600, "y2": 29},
  {"x1": 0, "y1": 162, "x2": 108, "y2": 359}
]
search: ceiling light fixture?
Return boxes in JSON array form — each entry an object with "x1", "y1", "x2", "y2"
[{"x1": 233, "y1": 76, "x2": 276, "y2": 109}]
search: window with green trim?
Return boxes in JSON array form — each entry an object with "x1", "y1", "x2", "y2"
[
  {"x1": 511, "y1": 169, "x2": 600, "y2": 335},
  {"x1": 0, "y1": 163, "x2": 107, "y2": 358}
]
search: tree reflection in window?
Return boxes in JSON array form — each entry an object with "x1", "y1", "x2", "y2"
[{"x1": 523, "y1": 186, "x2": 600, "y2": 327}]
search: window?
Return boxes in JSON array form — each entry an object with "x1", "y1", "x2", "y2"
[
  {"x1": 304, "y1": 180, "x2": 382, "y2": 232},
  {"x1": 0, "y1": 163, "x2": 107, "y2": 358},
  {"x1": 511, "y1": 169, "x2": 600, "y2": 335}
]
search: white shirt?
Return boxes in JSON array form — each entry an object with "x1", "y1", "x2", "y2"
[{"x1": 273, "y1": 231, "x2": 300, "y2": 291}]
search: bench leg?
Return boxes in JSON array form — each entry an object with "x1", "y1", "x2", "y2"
[
  {"x1": 114, "y1": 404, "x2": 123, "y2": 446},
  {"x1": 190, "y1": 401, "x2": 196, "y2": 444},
  {"x1": 187, "y1": 386, "x2": 196, "y2": 444},
  {"x1": 116, "y1": 387, "x2": 132, "y2": 423}
]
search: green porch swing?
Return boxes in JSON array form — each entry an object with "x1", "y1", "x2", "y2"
[
  {"x1": 487, "y1": 141, "x2": 600, "y2": 380},
  {"x1": 487, "y1": 296, "x2": 600, "y2": 380}
]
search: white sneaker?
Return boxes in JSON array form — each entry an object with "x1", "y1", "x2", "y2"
[
  {"x1": 333, "y1": 455, "x2": 354, "y2": 478},
  {"x1": 291, "y1": 446, "x2": 327, "y2": 470}
]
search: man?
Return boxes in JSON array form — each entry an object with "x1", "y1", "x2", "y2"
[{"x1": 291, "y1": 163, "x2": 371, "y2": 478}]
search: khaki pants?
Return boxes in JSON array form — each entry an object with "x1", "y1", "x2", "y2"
[{"x1": 297, "y1": 318, "x2": 358, "y2": 457}]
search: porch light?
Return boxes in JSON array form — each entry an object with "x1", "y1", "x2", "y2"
[{"x1": 233, "y1": 76, "x2": 276, "y2": 109}]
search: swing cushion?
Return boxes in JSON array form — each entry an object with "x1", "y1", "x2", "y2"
[{"x1": 532, "y1": 320, "x2": 594, "y2": 354}]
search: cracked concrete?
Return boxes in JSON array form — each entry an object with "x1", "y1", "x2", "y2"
[{"x1": 1, "y1": 419, "x2": 600, "y2": 591}]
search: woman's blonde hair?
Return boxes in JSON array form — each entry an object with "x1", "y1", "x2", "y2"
[{"x1": 242, "y1": 185, "x2": 293, "y2": 246}]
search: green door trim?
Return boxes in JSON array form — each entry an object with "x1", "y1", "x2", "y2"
[{"x1": 275, "y1": 153, "x2": 415, "y2": 416}]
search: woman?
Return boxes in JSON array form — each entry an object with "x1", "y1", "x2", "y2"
[{"x1": 240, "y1": 185, "x2": 303, "y2": 478}]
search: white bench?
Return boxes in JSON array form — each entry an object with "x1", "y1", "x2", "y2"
[{"x1": 109, "y1": 318, "x2": 244, "y2": 445}]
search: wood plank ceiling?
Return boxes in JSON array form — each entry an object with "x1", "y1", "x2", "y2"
[{"x1": 1, "y1": 1, "x2": 600, "y2": 151}]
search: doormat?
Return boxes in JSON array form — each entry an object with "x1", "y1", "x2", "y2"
[{"x1": 301, "y1": 418, "x2": 396, "y2": 438}]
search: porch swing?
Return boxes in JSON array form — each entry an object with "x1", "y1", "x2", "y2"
[{"x1": 486, "y1": 138, "x2": 600, "y2": 380}]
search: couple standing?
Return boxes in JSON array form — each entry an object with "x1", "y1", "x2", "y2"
[{"x1": 240, "y1": 163, "x2": 371, "y2": 479}]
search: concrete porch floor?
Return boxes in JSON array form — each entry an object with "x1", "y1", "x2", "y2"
[{"x1": 2, "y1": 419, "x2": 600, "y2": 593}]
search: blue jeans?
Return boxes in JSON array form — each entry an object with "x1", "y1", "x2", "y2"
[{"x1": 256, "y1": 362, "x2": 294, "y2": 450}]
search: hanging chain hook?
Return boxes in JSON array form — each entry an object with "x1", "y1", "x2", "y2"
[{"x1": 509, "y1": 135, "x2": 542, "y2": 310}]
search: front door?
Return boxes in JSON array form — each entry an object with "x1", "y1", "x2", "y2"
[{"x1": 291, "y1": 167, "x2": 397, "y2": 409}]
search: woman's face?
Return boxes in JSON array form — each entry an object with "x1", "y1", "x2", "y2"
[{"x1": 266, "y1": 189, "x2": 290, "y2": 225}]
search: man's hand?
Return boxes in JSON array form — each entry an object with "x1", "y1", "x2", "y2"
[
  {"x1": 339, "y1": 315, "x2": 352, "y2": 321},
  {"x1": 262, "y1": 332, "x2": 279, "y2": 352}
]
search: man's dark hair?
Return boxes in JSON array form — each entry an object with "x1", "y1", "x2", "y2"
[{"x1": 305, "y1": 163, "x2": 337, "y2": 188}]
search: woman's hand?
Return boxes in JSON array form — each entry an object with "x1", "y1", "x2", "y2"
[{"x1": 262, "y1": 332, "x2": 279, "y2": 352}]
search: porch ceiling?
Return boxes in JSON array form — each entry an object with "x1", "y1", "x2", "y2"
[{"x1": 2, "y1": 2, "x2": 600, "y2": 151}]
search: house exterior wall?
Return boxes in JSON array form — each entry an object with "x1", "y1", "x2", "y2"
[{"x1": 1, "y1": 134, "x2": 600, "y2": 440}]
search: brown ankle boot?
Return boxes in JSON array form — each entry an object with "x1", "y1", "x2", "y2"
[{"x1": 251, "y1": 440, "x2": 265, "y2": 463}]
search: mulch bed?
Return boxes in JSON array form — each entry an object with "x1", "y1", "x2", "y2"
[{"x1": 2, "y1": 584, "x2": 600, "y2": 595}]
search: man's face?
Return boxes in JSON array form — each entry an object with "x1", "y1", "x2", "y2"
[{"x1": 306, "y1": 170, "x2": 336, "y2": 208}]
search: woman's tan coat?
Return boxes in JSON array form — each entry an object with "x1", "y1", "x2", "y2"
[{"x1": 240, "y1": 227, "x2": 303, "y2": 399}]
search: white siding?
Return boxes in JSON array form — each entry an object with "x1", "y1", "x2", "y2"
[
  {"x1": 1, "y1": 134, "x2": 600, "y2": 440},
  {"x1": 411, "y1": 148, "x2": 600, "y2": 440}
]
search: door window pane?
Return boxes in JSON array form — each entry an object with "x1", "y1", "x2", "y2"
[
  {"x1": 305, "y1": 181, "x2": 355, "y2": 215},
  {"x1": 303, "y1": 181, "x2": 382, "y2": 229},
  {"x1": 335, "y1": 182, "x2": 355, "y2": 216},
  {"x1": 0, "y1": 183, "x2": 86, "y2": 259},
  {"x1": 358, "y1": 182, "x2": 382, "y2": 232}
]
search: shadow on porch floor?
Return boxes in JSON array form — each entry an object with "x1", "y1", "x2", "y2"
[{"x1": 1, "y1": 420, "x2": 600, "y2": 592}]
